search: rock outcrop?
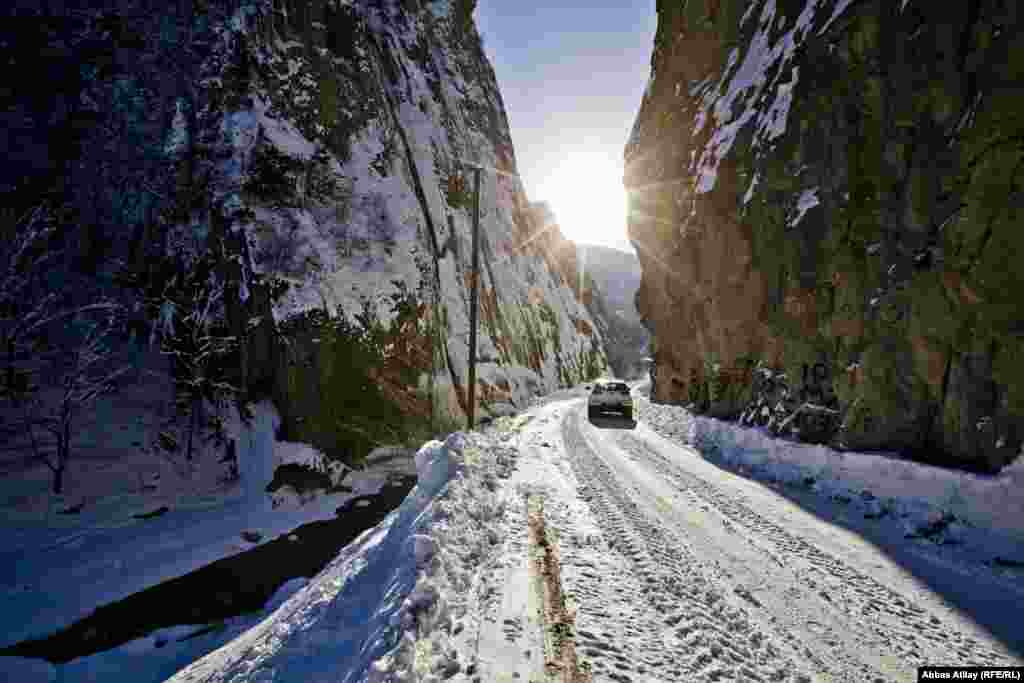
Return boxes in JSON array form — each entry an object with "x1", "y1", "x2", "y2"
[
  {"x1": 2, "y1": 0, "x2": 607, "y2": 467},
  {"x1": 626, "y1": 0, "x2": 1023, "y2": 471}
]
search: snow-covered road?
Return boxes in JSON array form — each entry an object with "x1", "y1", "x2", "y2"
[{"x1": 499, "y1": 395, "x2": 1024, "y2": 682}]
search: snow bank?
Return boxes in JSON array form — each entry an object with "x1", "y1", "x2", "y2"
[
  {"x1": 166, "y1": 430, "x2": 513, "y2": 682},
  {"x1": 641, "y1": 398, "x2": 1024, "y2": 552},
  {"x1": 273, "y1": 439, "x2": 350, "y2": 488}
]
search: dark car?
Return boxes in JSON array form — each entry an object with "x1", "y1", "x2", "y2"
[{"x1": 587, "y1": 381, "x2": 634, "y2": 419}]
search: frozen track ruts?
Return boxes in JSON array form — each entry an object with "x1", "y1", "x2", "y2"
[
  {"x1": 614, "y1": 431, "x2": 1019, "y2": 669},
  {"x1": 554, "y1": 403, "x2": 1020, "y2": 682},
  {"x1": 557, "y1": 410, "x2": 813, "y2": 683}
]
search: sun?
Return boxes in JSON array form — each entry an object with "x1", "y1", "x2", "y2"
[{"x1": 536, "y1": 152, "x2": 628, "y2": 249}]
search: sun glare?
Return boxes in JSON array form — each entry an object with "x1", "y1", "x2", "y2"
[{"x1": 536, "y1": 152, "x2": 628, "y2": 249}]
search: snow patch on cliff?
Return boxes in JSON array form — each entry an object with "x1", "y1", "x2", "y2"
[
  {"x1": 693, "y1": 0, "x2": 824, "y2": 195},
  {"x1": 790, "y1": 187, "x2": 820, "y2": 227},
  {"x1": 818, "y1": 0, "x2": 857, "y2": 36},
  {"x1": 742, "y1": 171, "x2": 761, "y2": 206}
]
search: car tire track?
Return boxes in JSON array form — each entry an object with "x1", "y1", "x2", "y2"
[
  {"x1": 558, "y1": 410, "x2": 812, "y2": 683},
  {"x1": 613, "y1": 430, "x2": 1019, "y2": 669}
]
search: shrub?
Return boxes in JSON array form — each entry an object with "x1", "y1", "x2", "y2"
[{"x1": 243, "y1": 144, "x2": 304, "y2": 207}]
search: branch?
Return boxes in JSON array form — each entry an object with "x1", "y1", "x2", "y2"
[
  {"x1": 16, "y1": 397, "x2": 57, "y2": 474},
  {"x1": 11, "y1": 302, "x2": 121, "y2": 344},
  {"x1": 776, "y1": 402, "x2": 840, "y2": 434}
]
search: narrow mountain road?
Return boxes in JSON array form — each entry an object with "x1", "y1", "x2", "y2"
[{"x1": 487, "y1": 396, "x2": 1024, "y2": 683}]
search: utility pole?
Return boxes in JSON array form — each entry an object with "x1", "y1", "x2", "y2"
[{"x1": 466, "y1": 165, "x2": 482, "y2": 430}]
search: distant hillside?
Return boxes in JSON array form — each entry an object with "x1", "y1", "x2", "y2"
[
  {"x1": 581, "y1": 245, "x2": 642, "y2": 318},
  {"x1": 578, "y1": 244, "x2": 650, "y2": 379}
]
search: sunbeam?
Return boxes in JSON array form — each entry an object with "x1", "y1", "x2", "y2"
[
  {"x1": 627, "y1": 206, "x2": 679, "y2": 229},
  {"x1": 625, "y1": 176, "x2": 692, "y2": 196}
]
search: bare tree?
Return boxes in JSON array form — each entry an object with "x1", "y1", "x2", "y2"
[
  {"x1": 33, "y1": 317, "x2": 129, "y2": 493},
  {"x1": 1, "y1": 203, "x2": 127, "y2": 493},
  {"x1": 148, "y1": 265, "x2": 239, "y2": 463}
]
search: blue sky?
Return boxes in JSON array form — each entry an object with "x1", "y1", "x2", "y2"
[{"x1": 475, "y1": 1, "x2": 657, "y2": 253}]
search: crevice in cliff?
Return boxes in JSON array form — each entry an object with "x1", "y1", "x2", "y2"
[
  {"x1": 957, "y1": 0, "x2": 982, "y2": 75},
  {"x1": 366, "y1": 31, "x2": 467, "y2": 418},
  {"x1": 932, "y1": 349, "x2": 954, "y2": 447}
]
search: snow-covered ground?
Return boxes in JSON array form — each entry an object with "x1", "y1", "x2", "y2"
[
  {"x1": 644, "y1": 395, "x2": 1024, "y2": 554},
  {"x1": 5, "y1": 380, "x2": 1023, "y2": 682},
  {"x1": 0, "y1": 399, "x2": 410, "y2": 655}
]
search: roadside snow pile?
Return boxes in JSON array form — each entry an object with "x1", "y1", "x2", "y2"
[
  {"x1": 166, "y1": 429, "x2": 515, "y2": 683},
  {"x1": 639, "y1": 398, "x2": 1024, "y2": 554}
]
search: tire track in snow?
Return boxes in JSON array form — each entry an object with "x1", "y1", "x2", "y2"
[
  {"x1": 614, "y1": 430, "x2": 1020, "y2": 670},
  {"x1": 558, "y1": 410, "x2": 812, "y2": 683}
]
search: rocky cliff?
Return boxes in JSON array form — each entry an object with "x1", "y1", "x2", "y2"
[
  {"x1": 626, "y1": 0, "x2": 1023, "y2": 471},
  {"x1": 576, "y1": 244, "x2": 650, "y2": 379},
  {"x1": 522, "y1": 202, "x2": 649, "y2": 378},
  {"x1": 2, "y1": 0, "x2": 606, "y2": 469}
]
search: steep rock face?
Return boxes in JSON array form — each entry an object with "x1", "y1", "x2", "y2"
[
  {"x1": 577, "y1": 244, "x2": 650, "y2": 379},
  {"x1": 527, "y1": 202, "x2": 609, "y2": 330},
  {"x1": 626, "y1": 0, "x2": 1023, "y2": 471},
  {"x1": 2, "y1": 0, "x2": 606, "y2": 466},
  {"x1": 226, "y1": 0, "x2": 608, "y2": 455}
]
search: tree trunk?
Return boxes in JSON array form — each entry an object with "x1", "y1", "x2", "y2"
[
  {"x1": 186, "y1": 397, "x2": 198, "y2": 461},
  {"x1": 52, "y1": 463, "x2": 64, "y2": 495},
  {"x1": 53, "y1": 403, "x2": 72, "y2": 494}
]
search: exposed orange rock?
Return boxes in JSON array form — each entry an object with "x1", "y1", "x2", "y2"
[
  {"x1": 942, "y1": 270, "x2": 984, "y2": 306},
  {"x1": 572, "y1": 317, "x2": 593, "y2": 337}
]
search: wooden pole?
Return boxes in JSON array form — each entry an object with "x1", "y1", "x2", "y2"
[{"x1": 466, "y1": 166, "x2": 482, "y2": 430}]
